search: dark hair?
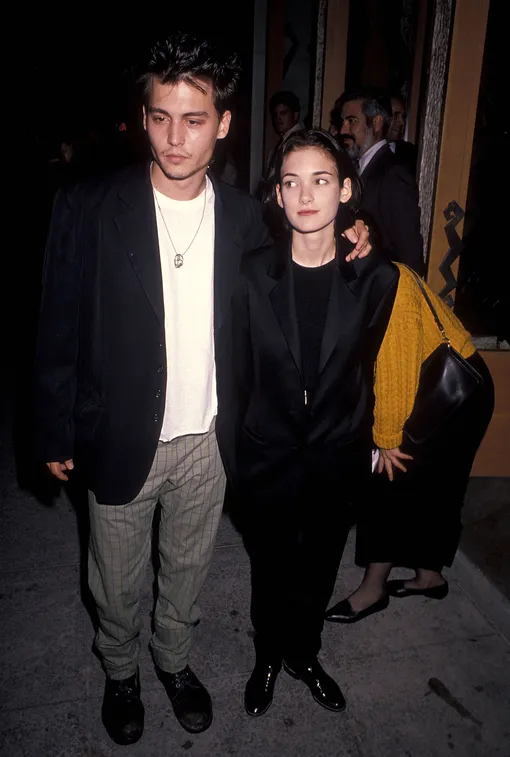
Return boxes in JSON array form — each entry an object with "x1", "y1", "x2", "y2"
[
  {"x1": 389, "y1": 91, "x2": 407, "y2": 109},
  {"x1": 334, "y1": 87, "x2": 392, "y2": 137},
  {"x1": 330, "y1": 96, "x2": 344, "y2": 132},
  {"x1": 263, "y1": 129, "x2": 362, "y2": 234},
  {"x1": 138, "y1": 33, "x2": 241, "y2": 116},
  {"x1": 269, "y1": 90, "x2": 301, "y2": 116}
]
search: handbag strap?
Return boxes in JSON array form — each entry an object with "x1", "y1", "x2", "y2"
[{"x1": 403, "y1": 266, "x2": 451, "y2": 347}]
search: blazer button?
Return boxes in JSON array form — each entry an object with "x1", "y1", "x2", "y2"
[
  {"x1": 153, "y1": 413, "x2": 159, "y2": 422},
  {"x1": 157, "y1": 366, "x2": 164, "y2": 373},
  {"x1": 155, "y1": 389, "x2": 161, "y2": 398}
]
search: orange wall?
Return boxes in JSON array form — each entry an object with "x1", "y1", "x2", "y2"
[{"x1": 471, "y1": 351, "x2": 510, "y2": 477}]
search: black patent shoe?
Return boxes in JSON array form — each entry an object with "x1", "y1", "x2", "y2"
[
  {"x1": 157, "y1": 665, "x2": 212, "y2": 733},
  {"x1": 245, "y1": 660, "x2": 282, "y2": 717},
  {"x1": 283, "y1": 658, "x2": 346, "y2": 712},
  {"x1": 102, "y1": 670, "x2": 144, "y2": 745},
  {"x1": 325, "y1": 594, "x2": 389, "y2": 624},
  {"x1": 386, "y1": 579, "x2": 449, "y2": 599}
]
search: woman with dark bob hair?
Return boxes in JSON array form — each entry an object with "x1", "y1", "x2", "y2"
[{"x1": 220, "y1": 129, "x2": 399, "y2": 716}]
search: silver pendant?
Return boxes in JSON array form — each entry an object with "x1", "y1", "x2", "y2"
[{"x1": 174, "y1": 254, "x2": 184, "y2": 268}]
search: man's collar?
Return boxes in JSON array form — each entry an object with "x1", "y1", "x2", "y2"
[
  {"x1": 359, "y1": 139, "x2": 387, "y2": 174},
  {"x1": 285, "y1": 121, "x2": 305, "y2": 137}
]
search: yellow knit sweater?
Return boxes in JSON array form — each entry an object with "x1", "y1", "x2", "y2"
[{"x1": 373, "y1": 264, "x2": 476, "y2": 449}]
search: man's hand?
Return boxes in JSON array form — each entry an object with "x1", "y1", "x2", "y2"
[
  {"x1": 342, "y1": 219, "x2": 371, "y2": 261},
  {"x1": 46, "y1": 460, "x2": 74, "y2": 482},
  {"x1": 377, "y1": 447, "x2": 413, "y2": 482}
]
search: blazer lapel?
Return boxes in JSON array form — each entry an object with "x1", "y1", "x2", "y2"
[
  {"x1": 212, "y1": 176, "x2": 244, "y2": 335},
  {"x1": 115, "y1": 164, "x2": 164, "y2": 324},
  {"x1": 268, "y1": 258, "x2": 302, "y2": 377},
  {"x1": 360, "y1": 143, "x2": 392, "y2": 185},
  {"x1": 318, "y1": 254, "x2": 359, "y2": 374}
]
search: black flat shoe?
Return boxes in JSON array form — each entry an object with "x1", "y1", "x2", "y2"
[
  {"x1": 325, "y1": 594, "x2": 389, "y2": 624},
  {"x1": 283, "y1": 658, "x2": 346, "y2": 712},
  {"x1": 386, "y1": 579, "x2": 449, "y2": 600},
  {"x1": 102, "y1": 670, "x2": 144, "y2": 745},
  {"x1": 245, "y1": 660, "x2": 281, "y2": 717},
  {"x1": 157, "y1": 665, "x2": 213, "y2": 733}
]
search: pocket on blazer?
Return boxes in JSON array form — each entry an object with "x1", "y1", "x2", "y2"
[
  {"x1": 75, "y1": 385, "x2": 104, "y2": 442},
  {"x1": 241, "y1": 425, "x2": 266, "y2": 445}
]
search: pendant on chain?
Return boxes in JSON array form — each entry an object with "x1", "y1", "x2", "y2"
[{"x1": 174, "y1": 254, "x2": 184, "y2": 268}]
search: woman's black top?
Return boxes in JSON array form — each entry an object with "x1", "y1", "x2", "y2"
[{"x1": 292, "y1": 259, "x2": 335, "y2": 399}]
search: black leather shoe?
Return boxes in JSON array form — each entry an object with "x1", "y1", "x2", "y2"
[
  {"x1": 245, "y1": 660, "x2": 281, "y2": 717},
  {"x1": 157, "y1": 665, "x2": 212, "y2": 733},
  {"x1": 102, "y1": 670, "x2": 144, "y2": 745},
  {"x1": 387, "y1": 579, "x2": 449, "y2": 599},
  {"x1": 283, "y1": 658, "x2": 346, "y2": 712},
  {"x1": 325, "y1": 594, "x2": 389, "y2": 624}
]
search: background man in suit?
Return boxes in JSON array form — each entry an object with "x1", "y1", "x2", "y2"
[
  {"x1": 34, "y1": 34, "x2": 371, "y2": 746},
  {"x1": 337, "y1": 87, "x2": 424, "y2": 274},
  {"x1": 388, "y1": 92, "x2": 418, "y2": 176}
]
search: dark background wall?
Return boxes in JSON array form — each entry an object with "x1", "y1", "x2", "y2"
[
  {"x1": 26, "y1": 6, "x2": 255, "y2": 183},
  {"x1": 455, "y1": 0, "x2": 509, "y2": 341},
  {"x1": 345, "y1": 0, "x2": 419, "y2": 97}
]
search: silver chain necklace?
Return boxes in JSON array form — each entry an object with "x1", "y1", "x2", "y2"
[{"x1": 153, "y1": 182, "x2": 207, "y2": 268}]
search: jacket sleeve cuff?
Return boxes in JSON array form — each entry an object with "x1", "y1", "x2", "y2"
[
  {"x1": 373, "y1": 430, "x2": 404, "y2": 449},
  {"x1": 33, "y1": 422, "x2": 75, "y2": 463}
]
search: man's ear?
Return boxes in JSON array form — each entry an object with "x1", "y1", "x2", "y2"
[
  {"x1": 217, "y1": 110, "x2": 232, "y2": 140},
  {"x1": 143, "y1": 106, "x2": 147, "y2": 131},
  {"x1": 373, "y1": 114, "x2": 384, "y2": 138}
]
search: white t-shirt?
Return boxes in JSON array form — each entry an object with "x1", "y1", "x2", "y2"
[{"x1": 153, "y1": 177, "x2": 217, "y2": 442}]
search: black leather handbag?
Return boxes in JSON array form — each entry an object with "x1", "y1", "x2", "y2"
[{"x1": 403, "y1": 268, "x2": 483, "y2": 445}]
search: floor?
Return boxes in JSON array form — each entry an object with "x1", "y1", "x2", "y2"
[
  {"x1": 1, "y1": 412, "x2": 509, "y2": 757},
  {"x1": 461, "y1": 477, "x2": 510, "y2": 600}
]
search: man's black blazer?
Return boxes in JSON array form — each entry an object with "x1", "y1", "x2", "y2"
[
  {"x1": 392, "y1": 140, "x2": 418, "y2": 176},
  {"x1": 34, "y1": 164, "x2": 272, "y2": 504},
  {"x1": 360, "y1": 143, "x2": 424, "y2": 275}
]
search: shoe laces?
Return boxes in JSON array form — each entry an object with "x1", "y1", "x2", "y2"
[
  {"x1": 171, "y1": 667, "x2": 196, "y2": 691},
  {"x1": 115, "y1": 678, "x2": 138, "y2": 702}
]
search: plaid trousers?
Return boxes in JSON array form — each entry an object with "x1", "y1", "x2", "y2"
[{"x1": 88, "y1": 422, "x2": 226, "y2": 679}]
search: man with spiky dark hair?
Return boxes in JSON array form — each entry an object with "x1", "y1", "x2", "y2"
[{"x1": 34, "y1": 33, "x2": 371, "y2": 744}]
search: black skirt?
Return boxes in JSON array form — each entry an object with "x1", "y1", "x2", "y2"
[{"x1": 355, "y1": 352, "x2": 495, "y2": 570}]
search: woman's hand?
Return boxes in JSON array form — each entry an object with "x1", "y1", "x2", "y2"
[
  {"x1": 342, "y1": 219, "x2": 371, "y2": 260},
  {"x1": 377, "y1": 447, "x2": 413, "y2": 481}
]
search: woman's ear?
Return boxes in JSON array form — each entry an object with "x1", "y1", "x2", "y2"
[
  {"x1": 339, "y1": 177, "x2": 353, "y2": 205},
  {"x1": 276, "y1": 183, "x2": 284, "y2": 209}
]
